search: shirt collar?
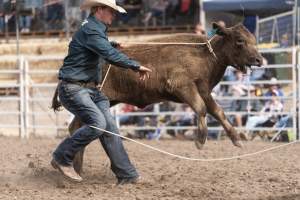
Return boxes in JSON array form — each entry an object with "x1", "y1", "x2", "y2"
[{"x1": 88, "y1": 14, "x2": 108, "y2": 33}]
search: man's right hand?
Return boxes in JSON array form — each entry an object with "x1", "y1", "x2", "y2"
[{"x1": 138, "y1": 66, "x2": 152, "y2": 81}]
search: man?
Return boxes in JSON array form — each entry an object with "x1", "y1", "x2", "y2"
[
  {"x1": 51, "y1": 0, "x2": 152, "y2": 185},
  {"x1": 194, "y1": 23, "x2": 206, "y2": 36}
]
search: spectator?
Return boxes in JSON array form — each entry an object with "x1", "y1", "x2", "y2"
[
  {"x1": 280, "y1": 33, "x2": 289, "y2": 48},
  {"x1": 230, "y1": 70, "x2": 251, "y2": 128},
  {"x1": 142, "y1": 0, "x2": 169, "y2": 25},
  {"x1": 118, "y1": 104, "x2": 137, "y2": 125},
  {"x1": 19, "y1": 15, "x2": 32, "y2": 33},
  {"x1": 119, "y1": 0, "x2": 142, "y2": 25},
  {"x1": 166, "y1": 104, "x2": 195, "y2": 139},
  {"x1": 0, "y1": 13, "x2": 4, "y2": 33},
  {"x1": 264, "y1": 77, "x2": 284, "y2": 100},
  {"x1": 194, "y1": 22, "x2": 206, "y2": 36},
  {"x1": 246, "y1": 90, "x2": 283, "y2": 136},
  {"x1": 179, "y1": 0, "x2": 191, "y2": 15},
  {"x1": 46, "y1": 2, "x2": 64, "y2": 30},
  {"x1": 165, "y1": 0, "x2": 179, "y2": 24}
]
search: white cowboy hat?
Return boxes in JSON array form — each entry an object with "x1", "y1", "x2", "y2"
[{"x1": 80, "y1": 0, "x2": 127, "y2": 13}]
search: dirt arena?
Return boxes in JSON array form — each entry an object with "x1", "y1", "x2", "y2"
[{"x1": 1, "y1": 136, "x2": 299, "y2": 200}]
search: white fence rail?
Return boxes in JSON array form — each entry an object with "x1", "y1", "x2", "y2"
[{"x1": 0, "y1": 48, "x2": 298, "y2": 140}]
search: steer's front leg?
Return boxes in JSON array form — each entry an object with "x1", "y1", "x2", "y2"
[
  {"x1": 174, "y1": 83, "x2": 208, "y2": 149},
  {"x1": 204, "y1": 94, "x2": 243, "y2": 148}
]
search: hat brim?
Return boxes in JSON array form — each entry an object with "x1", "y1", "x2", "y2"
[{"x1": 80, "y1": 2, "x2": 127, "y2": 13}]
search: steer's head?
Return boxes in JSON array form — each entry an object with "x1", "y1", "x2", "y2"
[{"x1": 212, "y1": 22, "x2": 263, "y2": 73}]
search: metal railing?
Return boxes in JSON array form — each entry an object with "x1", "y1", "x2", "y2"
[{"x1": 256, "y1": 11, "x2": 295, "y2": 46}]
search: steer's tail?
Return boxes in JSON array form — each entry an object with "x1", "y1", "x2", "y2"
[{"x1": 51, "y1": 84, "x2": 62, "y2": 112}]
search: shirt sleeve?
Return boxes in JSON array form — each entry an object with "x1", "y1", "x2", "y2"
[{"x1": 85, "y1": 34, "x2": 140, "y2": 71}]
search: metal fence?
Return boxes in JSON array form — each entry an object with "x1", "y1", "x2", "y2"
[
  {"x1": 256, "y1": 10, "x2": 296, "y2": 46},
  {"x1": 0, "y1": 48, "x2": 298, "y2": 141}
]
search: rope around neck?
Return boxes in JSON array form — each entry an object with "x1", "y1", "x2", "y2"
[
  {"x1": 123, "y1": 35, "x2": 217, "y2": 45},
  {"x1": 123, "y1": 35, "x2": 218, "y2": 59},
  {"x1": 90, "y1": 125, "x2": 299, "y2": 162}
]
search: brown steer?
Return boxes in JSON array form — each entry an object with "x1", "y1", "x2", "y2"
[{"x1": 52, "y1": 23, "x2": 263, "y2": 174}]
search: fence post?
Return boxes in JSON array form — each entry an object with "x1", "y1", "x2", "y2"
[
  {"x1": 24, "y1": 60, "x2": 30, "y2": 138},
  {"x1": 255, "y1": 15, "x2": 259, "y2": 43},
  {"x1": 19, "y1": 56, "x2": 25, "y2": 138},
  {"x1": 296, "y1": 49, "x2": 300, "y2": 140},
  {"x1": 292, "y1": 48, "x2": 297, "y2": 140}
]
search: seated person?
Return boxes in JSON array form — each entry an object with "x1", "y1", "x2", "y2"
[
  {"x1": 264, "y1": 77, "x2": 284, "y2": 98},
  {"x1": 118, "y1": 104, "x2": 137, "y2": 125},
  {"x1": 246, "y1": 90, "x2": 283, "y2": 137}
]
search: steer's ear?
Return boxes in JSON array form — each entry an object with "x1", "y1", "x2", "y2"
[{"x1": 212, "y1": 22, "x2": 229, "y2": 36}]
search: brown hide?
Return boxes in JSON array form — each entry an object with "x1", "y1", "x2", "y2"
[{"x1": 101, "y1": 35, "x2": 209, "y2": 107}]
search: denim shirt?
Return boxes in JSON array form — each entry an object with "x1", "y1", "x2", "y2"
[{"x1": 58, "y1": 15, "x2": 140, "y2": 83}]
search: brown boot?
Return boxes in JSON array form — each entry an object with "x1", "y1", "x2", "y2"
[{"x1": 51, "y1": 159, "x2": 83, "y2": 182}]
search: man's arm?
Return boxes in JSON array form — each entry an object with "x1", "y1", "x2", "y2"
[{"x1": 85, "y1": 34, "x2": 140, "y2": 71}]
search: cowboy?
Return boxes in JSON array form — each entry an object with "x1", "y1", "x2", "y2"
[{"x1": 51, "y1": 0, "x2": 152, "y2": 184}]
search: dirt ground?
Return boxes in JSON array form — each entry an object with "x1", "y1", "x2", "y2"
[{"x1": 0, "y1": 136, "x2": 300, "y2": 200}]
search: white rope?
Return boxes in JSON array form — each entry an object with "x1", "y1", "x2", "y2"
[
  {"x1": 122, "y1": 35, "x2": 217, "y2": 46},
  {"x1": 123, "y1": 42, "x2": 207, "y2": 45},
  {"x1": 98, "y1": 64, "x2": 112, "y2": 91},
  {"x1": 90, "y1": 125, "x2": 299, "y2": 162}
]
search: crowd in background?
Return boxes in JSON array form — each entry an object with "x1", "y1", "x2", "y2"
[{"x1": 0, "y1": 0, "x2": 197, "y2": 33}]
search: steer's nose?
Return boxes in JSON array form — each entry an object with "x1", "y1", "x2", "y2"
[
  {"x1": 256, "y1": 58, "x2": 262, "y2": 66},
  {"x1": 255, "y1": 56, "x2": 263, "y2": 67}
]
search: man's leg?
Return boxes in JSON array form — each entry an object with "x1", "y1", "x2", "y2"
[
  {"x1": 53, "y1": 85, "x2": 107, "y2": 167},
  {"x1": 94, "y1": 93, "x2": 139, "y2": 181}
]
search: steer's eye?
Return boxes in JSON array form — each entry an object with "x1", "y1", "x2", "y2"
[{"x1": 236, "y1": 39, "x2": 245, "y2": 46}]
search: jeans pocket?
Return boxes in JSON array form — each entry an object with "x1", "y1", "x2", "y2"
[{"x1": 58, "y1": 83, "x2": 80, "y2": 107}]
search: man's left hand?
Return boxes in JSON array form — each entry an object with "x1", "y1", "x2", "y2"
[{"x1": 138, "y1": 66, "x2": 152, "y2": 81}]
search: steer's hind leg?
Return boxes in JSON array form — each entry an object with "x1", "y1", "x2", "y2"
[
  {"x1": 69, "y1": 117, "x2": 85, "y2": 175},
  {"x1": 175, "y1": 84, "x2": 208, "y2": 149},
  {"x1": 205, "y1": 94, "x2": 243, "y2": 148}
]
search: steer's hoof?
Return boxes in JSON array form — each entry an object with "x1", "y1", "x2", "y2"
[
  {"x1": 233, "y1": 140, "x2": 243, "y2": 148},
  {"x1": 195, "y1": 141, "x2": 204, "y2": 150},
  {"x1": 239, "y1": 132, "x2": 249, "y2": 141},
  {"x1": 194, "y1": 137, "x2": 206, "y2": 150}
]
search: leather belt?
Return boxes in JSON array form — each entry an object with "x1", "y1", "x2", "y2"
[{"x1": 60, "y1": 80, "x2": 100, "y2": 88}]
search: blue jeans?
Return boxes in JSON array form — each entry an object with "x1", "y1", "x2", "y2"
[{"x1": 53, "y1": 81, "x2": 138, "y2": 179}]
